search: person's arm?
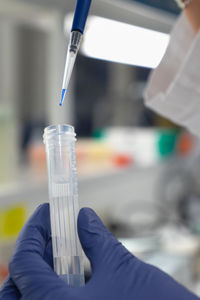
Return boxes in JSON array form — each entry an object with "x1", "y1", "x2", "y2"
[
  {"x1": 0, "y1": 204, "x2": 198, "y2": 300},
  {"x1": 184, "y1": 0, "x2": 200, "y2": 33}
]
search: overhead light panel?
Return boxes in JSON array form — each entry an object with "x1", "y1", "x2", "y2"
[{"x1": 65, "y1": 15, "x2": 170, "y2": 69}]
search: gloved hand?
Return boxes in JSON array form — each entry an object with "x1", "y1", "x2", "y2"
[{"x1": 0, "y1": 203, "x2": 199, "y2": 300}]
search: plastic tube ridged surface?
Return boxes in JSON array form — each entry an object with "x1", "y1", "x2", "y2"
[{"x1": 43, "y1": 124, "x2": 84, "y2": 286}]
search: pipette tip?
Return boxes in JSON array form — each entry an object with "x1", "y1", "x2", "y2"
[{"x1": 59, "y1": 89, "x2": 66, "y2": 106}]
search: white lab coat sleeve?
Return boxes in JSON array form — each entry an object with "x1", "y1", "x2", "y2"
[{"x1": 144, "y1": 13, "x2": 200, "y2": 136}]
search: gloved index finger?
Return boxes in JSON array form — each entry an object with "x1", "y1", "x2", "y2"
[
  {"x1": 12, "y1": 203, "x2": 51, "y2": 258},
  {"x1": 9, "y1": 204, "x2": 68, "y2": 300}
]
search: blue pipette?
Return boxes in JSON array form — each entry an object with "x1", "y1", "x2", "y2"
[{"x1": 60, "y1": 0, "x2": 92, "y2": 106}]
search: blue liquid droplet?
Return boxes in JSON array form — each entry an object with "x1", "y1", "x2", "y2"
[{"x1": 60, "y1": 89, "x2": 66, "y2": 106}]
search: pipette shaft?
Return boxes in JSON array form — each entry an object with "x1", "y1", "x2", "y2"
[
  {"x1": 60, "y1": 0, "x2": 92, "y2": 106},
  {"x1": 60, "y1": 31, "x2": 82, "y2": 106}
]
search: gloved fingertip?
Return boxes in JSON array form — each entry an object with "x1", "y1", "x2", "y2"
[
  {"x1": 78, "y1": 207, "x2": 98, "y2": 227},
  {"x1": 78, "y1": 207, "x2": 107, "y2": 235},
  {"x1": 33, "y1": 203, "x2": 50, "y2": 218},
  {"x1": 13, "y1": 203, "x2": 51, "y2": 259},
  {"x1": 78, "y1": 207, "x2": 110, "y2": 253},
  {"x1": 25, "y1": 202, "x2": 50, "y2": 232}
]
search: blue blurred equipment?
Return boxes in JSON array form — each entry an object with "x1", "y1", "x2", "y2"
[
  {"x1": 1, "y1": 204, "x2": 199, "y2": 300},
  {"x1": 60, "y1": 0, "x2": 92, "y2": 106}
]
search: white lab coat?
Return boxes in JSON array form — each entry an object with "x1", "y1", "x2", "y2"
[{"x1": 145, "y1": 13, "x2": 200, "y2": 136}]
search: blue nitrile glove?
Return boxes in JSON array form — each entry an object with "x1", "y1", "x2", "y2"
[{"x1": 0, "y1": 203, "x2": 199, "y2": 300}]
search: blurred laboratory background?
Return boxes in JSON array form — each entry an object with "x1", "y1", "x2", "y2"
[{"x1": 1, "y1": 0, "x2": 200, "y2": 294}]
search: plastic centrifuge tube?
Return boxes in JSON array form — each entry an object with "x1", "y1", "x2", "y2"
[{"x1": 43, "y1": 124, "x2": 84, "y2": 286}]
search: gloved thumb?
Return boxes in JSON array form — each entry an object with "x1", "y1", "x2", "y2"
[{"x1": 78, "y1": 208, "x2": 131, "y2": 273}]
